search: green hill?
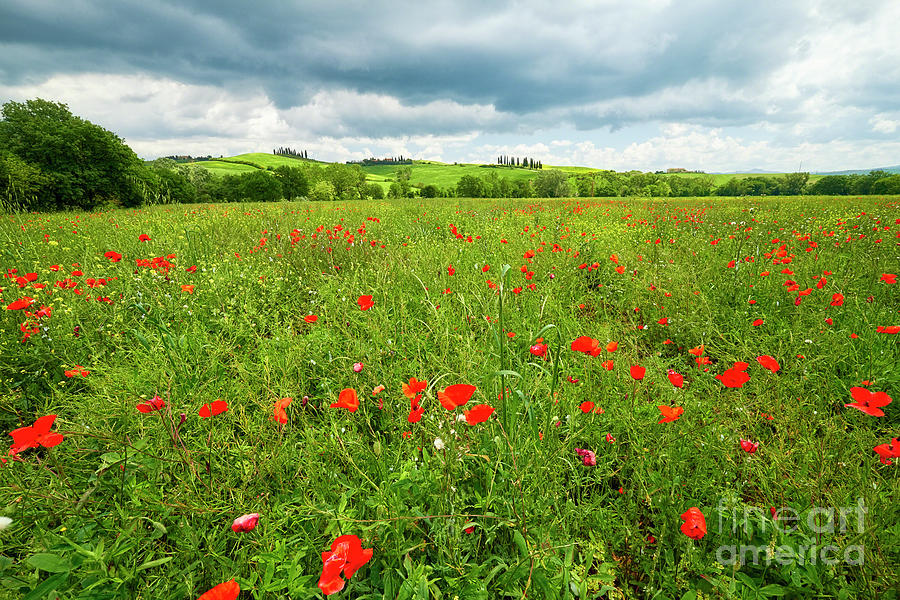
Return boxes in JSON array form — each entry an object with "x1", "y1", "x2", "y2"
[{"x1": 186, "y1": 153, "x2": 826, "y2": 192}]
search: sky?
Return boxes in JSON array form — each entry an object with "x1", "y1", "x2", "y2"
[{"x1": 1, "y1": 0, "x2": 898, "y2": 172}]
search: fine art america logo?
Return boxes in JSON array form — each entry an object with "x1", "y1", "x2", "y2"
[{"x1": 715, "y1": 497, "x2": 866, "y2": 566}]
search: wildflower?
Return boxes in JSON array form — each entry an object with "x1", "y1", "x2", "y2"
[
  {"x1": 464, "y1": 404, "x2": 495, "y2": 425},
  {"x1": 580, "y1": 401, "x2": 595, "y2": 414},
  {"x1": 274, "y1": 397, "x2": 293, "y2": 424},
  {"x1": 438, "y1": 384, "x2": 476, "y2": 411},
  {"x1": 530, "y1": 340, "x2": 548, "y2": 358},
  {"x1": 434, "y1": 437, "x2": 445, "y2": 450},
  {"x1": 8, "y1": 415, "x2": 64, "y2": 455},
  {"x1": 571, "y1": 336, "x2": 601, "y2": 356},
  {"x1": 873, "y1": 438, "x2": 900, "y2": 465},
  {"x1": 304, "y1": 315, "x2": 318, "y2": 323},
  {"x1": 574, "y1": 447, "x2": 596, "y2": 466},
  {"x1": 657, "y1": 405, "x2": 684, "y2": 423},
  {"x1": 715, "y1": 363, "x2": 750, "y2": 388},
  {"x1": 231, "y1": 513, "x2": 260, "y2": 533},
  {"x1": 136, "y1": 395, "x2": 166, "y2": 413},
  {"x1": 353, "y1": 362, "x2": 364, "y2": 373},
  {"x1": 138, "y1": 234, "x2": 151, "y2": 242},
  {"x1": 318, "y1": 534, "x2": 373, "y2": 595},
  {"x1": 371, "y1": 385, "x2": 385, "y2": 395},
  {"x1": 103, "y1": 250, "x2": 122, "y2": 262},
  {"x1": 605, "y1": 341, "x2": 618, "y2": 352},
  {"x1": 199, "y1": 400, "x2": 228, "y2": 418},
  {"x1": 756, "y1": 355, "x2": 780, "y2": 373},
  {"x1": 630, "y1": 365, "x2": 646, "y2": 380},
  {"x1": 5, "y1": 297, "x2": 35, "y2": 311},
  {"x1": 666, "y1": 369, "x2": 684, "y2": 388},
  {"x1": 331, "y1": 389, "x2": 359, "y2": 413},
  {"x1": 845, "y1": 387, "x2": 892, "y2": 417},
  {"x1": 0, "y1": 517, "x2": 11, "y2": 531},
  {"x1": 740, "y1": 439, "x2": 759, "y2": 454},
  {"x1": 605, "y1": 433, "x2": 615, "y2": 443},
  {"x1": 680, "y1": 507, "x2": 706, "y2": 540},
  {"x1": 357, "y1": 295, "x2": 374, "y2": 311},
  {"x1": 63, "y1": 365, "x2": 90, "y2": 378},
  {"x1": 197, "y1": 579, "x2": 239, "y2": 600},
  {"x1": 181, "y1": 284, "x2": 194, "y2": 294}
]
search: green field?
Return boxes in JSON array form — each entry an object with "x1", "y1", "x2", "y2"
[
  {"x1": 2, "y1": 195, "x2": 897, "y2": 598},
  {"x1": 359, "y1": 161, "x2": 539, "y2": 189}
]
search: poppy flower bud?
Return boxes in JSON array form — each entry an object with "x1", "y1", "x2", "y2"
[
  {"x1": 231, "y1": 513, "x2": 260, "y2": 533},
  {"x1": 353, "y1": 362, "x2": 363, "y2": 373}
]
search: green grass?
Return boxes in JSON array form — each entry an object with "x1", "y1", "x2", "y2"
[
  {"x1": 189, "y1": 160, "x2": 260, "y2": 176},
  {"x1": 3, "y1": 196, "x2": 896, "y2": 598}
]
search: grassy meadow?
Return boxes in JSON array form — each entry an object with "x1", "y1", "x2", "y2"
[{"x1": 1, "y1": 196, "x2": 898, "y2": 599}]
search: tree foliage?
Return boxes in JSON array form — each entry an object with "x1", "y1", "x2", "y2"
[{"x1": 0, "y1": 98, "x2": 150, "y2": 209}]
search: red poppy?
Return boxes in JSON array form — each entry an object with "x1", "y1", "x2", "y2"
[
  {"x1": 103, "y1": 250, "x2": 122, "y2": 262},
  {"x1": 199, "y1": 400, "x2": 229, "y2": 418},
  {"x1": 330, "y1": 388, "x2": 359, "y2": 413},
  {"x1": 438, "y1": 384, "x2": 476, "y2": 410},
  {"x1": 186, "y1": 265, "x2": 198, "y2": 273},
  {"x1": 740, "y1": 439, "x2": 759, "y2": 454},
  {"x1": 181, "y1": 284, "x2": 195, "y2": 294},
  {"x1": 657, "y1": 317, "x2": 669, "y2": 325},
  {"x1": 830, "y1": 293, "x2": 844, "y2": 307},
  {"x1": 8, "y1": 415, "x2": 64, "y2": 455},
  {"x1": 666, "y1": 369, "x2": 684, "y2": 388},
  {"x1": 756, "y1": 355, "x2": 780, "y2": 373},
  {"x1": 136, "y1": 395, "x2": 166, "y2": 413},
  {"x1": 273, "y1": 397, "x2": 293, "y2": 423},
  {"x1": 688, "y1": 345, "x2": 705, "y2": 357},
  {"x1": 304, "y1": 315, "x2": 318, "y2": 323},
  {"x1": 464, "y1": 404, "x2": 495, "y2": 425},
  {"x1": 680, "y1": 507, "x2": 707, "y2": 540},
  {"x1": 874, "y1": 438, "x2": 900, "y2": 465},
  {"x1": 579, "y1": 401, "x2": 595, "y2": 413},
  {"x1": 357, "y1": 295, "x2": 374, "y2": 311},
  {"x1": 571, "y1": 336, "x2": 601, "y2": 356},
  {"x1": 715, "y1": 364, "x2": 751, "y2": 388},
  {"x1": 630, "y1": 365, "x2": 646, "y2": 380},
  {"x1": 63, "y1": 365, "x2": 90, "y2": 378},
  {"x1": 231, "y1": 513, "x2": 260, "y2": 533},
  {"x1": 402, "y1": 377, "x2": 427, "y2": 400},
  {"x1": 5, "y1": 297, "x2": 35, "y2": 311},
  {"x1": 657, "y1": 405, "x2": 684, "y2": 423},
  {"x1": 197, "y1": 579, "x2": 239, "y2": 600},
  {"x1": 447, "y1": 264, "x2": 455, "y2": 276},
  {"x1": 318, "y1": 534, "x2": 373, "y2": 595},
  {"x1": 529, "y1": 342, "x2": 548, "y2": 358},
  {"x1": 600, "y1": 359, "x2": 614, "y2": 371},
  {"x1": 752, "y1": 319, "x2": 764, "y2": 326},
  {"x1": 845, "y1": 387, "x2": 892, "y2": 417},
  {"x1": 880, "y1": 273, "x2": 896, "y2": 284},
  {"x1": 408, "y1": 394, "x2": 425, "y2": 423},
  {"x1": 138, "y1": 234, "x2": 151, "y2": 242},
  {"x1": 605, "y1": 341, "x2": 618, "y2": 352}
]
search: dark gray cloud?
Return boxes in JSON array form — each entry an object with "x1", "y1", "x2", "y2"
[{"x1": 0, "y1": 1, "x2": 829, "y2": 118}]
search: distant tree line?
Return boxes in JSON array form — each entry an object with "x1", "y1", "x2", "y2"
[
  {"x1": 164, "y1": 155, "x2": 216, "y2": 163},
  {"x1": 496, "y1": 155, "x2": 542, "y2": 170},
  {"x1": 348, "y1": 157, "x2": 413, "y2": 165},
  {"x1": 273, "y1": 147, "x2": 309, "y2": 159}
]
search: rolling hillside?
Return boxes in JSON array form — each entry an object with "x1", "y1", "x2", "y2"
[{"x1": 187, "y1": 154, "x2": 829, "y2": 190}]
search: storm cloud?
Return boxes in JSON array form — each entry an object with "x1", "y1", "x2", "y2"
[{"x1": 1, "y1": 0, "x2": 897, "y2": 170}]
